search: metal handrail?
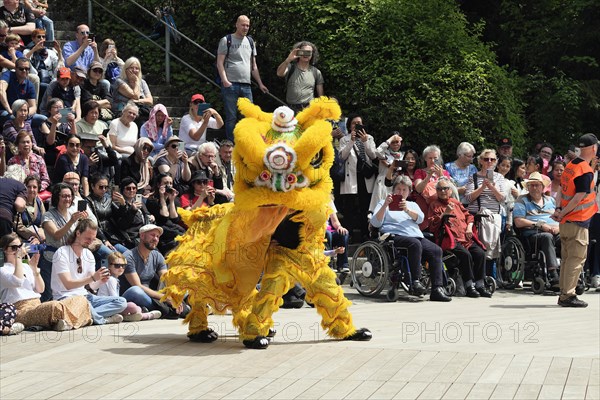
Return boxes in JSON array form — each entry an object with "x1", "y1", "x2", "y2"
[{"x1": 88, "y1": 0, "x2": 286, "y2": 105}]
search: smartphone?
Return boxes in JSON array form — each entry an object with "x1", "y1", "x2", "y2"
[
  {"x1": 112, "y1": 184, "x2": 120, "y2": 194},
  {"x1": 394, "y1": 159, "x2": 408, "y2": 171},
  {"x1": 486, "y1": 169, "x2": 494, "y2": 180},
  {"x1": 89, "y1": 33, "x2": 96, "y2": 41},
  {"x1": 108, "y1": 44, "x2": 115, "y2": 50},
  {"x1": 389, "y1": 194, "x2": 403, "y2": 211},
  {"x1": 196, "y1": 103, "x2": 211, "y2": 116},
  {"x1": 100, "y1": 259, "x2": 108, "y2": 269},
  {"x1": 178, "y1": 141, "x2": 186, "y2": 152},
  {"x1": 207, "y1": 179, "x2": 214, "y2": 188},
  {"x1": 433, "y1": 159, "x2": 442, "y2": 166},
  {"x1": 135, "y1": 194, "x2": 143, "y2": 203},
  {"x1": 59, "y1": 107, "x2": 72, "y2": 124},
  {"x1": 296, "y1": 49, "x2": 311, "y2": 57},
  {"x1": 44, "y1": 40, "x2": 54, "y2": 48},
  {"x1": 354, "y1": 124, "x2": 365, "y2": 133},
  {"x1": 77, "y1": 200, "x2": 87, "y2": 212},
  {"x1": 27, "y1": 243, "x2": 47, "y2": 254}
]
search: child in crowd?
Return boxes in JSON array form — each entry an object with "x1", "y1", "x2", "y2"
[
  {"x1": 1, "y1": 33, "x2": 24, "y2": 63},
  {"x1": 97, "y1": 252, "x2": 161, "y2": 321}
]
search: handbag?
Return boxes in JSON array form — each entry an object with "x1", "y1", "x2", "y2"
[
  {"x1": 354, "y1": 144, "x2": 378, "y2": 179},
  {"x1": 330, "y1": 146, "x2": 346, "y2": 182}
]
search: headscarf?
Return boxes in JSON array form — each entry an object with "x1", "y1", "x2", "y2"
[
  {"x1": 133, "y1": 137, "x2": 153, "y2": 190},
  {"x1": 142, "y1": 104, "x2": 169, "y2": 141}
]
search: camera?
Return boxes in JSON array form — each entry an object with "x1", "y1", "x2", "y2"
[
  {"x1": 165, "y1": 185, "x2": 174, "y2": 194},
  {"x1": 296, "y1": 49, "x2": 312, "y2": 57}
]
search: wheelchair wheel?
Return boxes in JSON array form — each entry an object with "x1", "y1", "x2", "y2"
[
  {"x1": 445, "y1": 277, "x2": 456, "y2": 296},
  {"x1": 351, "y1": 241, "x2": 389, "y2": 297},
  {"x1": 386, "y1": 287, "x2": 400, "y2": 302},
  {"x1": 484, "y1": 276, "x2": 497, "y2": 294},
  {"x1": 532, "y1": 277, "x2": 545, "y2": 294},
  {"x1": 499, "y1": 236, "x2": 525, "y2": 285}
]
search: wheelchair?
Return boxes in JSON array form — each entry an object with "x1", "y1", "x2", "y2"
[{"x1": 350, "y1": 232, "x2": 456, "y2": 302}]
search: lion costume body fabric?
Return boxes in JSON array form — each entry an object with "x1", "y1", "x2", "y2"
[{"x1": 161, "y1": 97, "x2": 371, "y2": 348}]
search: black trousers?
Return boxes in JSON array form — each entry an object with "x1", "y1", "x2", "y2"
[{"x1": 451, "y1": 242, "x2": 486, "y2": 282}]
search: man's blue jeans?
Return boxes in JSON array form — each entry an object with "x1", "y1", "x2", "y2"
[
  {"x1": 84, "y1": 293, "x2": 127, "y2": 324},
  {"x1": 221, "y1": 82, "x2": 253, "y2": 142},
  {"x1": 122, "y1": 286, "x2": 154, "y2": 310}
]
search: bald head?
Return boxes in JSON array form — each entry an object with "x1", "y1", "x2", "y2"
[{"x1": 235, "y1": 15, "x2": 250, "y2": 37}]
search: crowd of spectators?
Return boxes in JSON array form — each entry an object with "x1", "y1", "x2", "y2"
[{"x1": 0, "y1": 12, "x2": 598, "y2": 335}]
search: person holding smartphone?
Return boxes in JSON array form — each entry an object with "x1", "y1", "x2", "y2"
[
  {"x1": 178, "y1": 93, "x2": 223, "y2": 153},
  {"x1": 153, "y1": 136, "x2": 191, "y2": 194},
  {"x1": 62, "y1": 24, "x2": 99, "y2": 72},
  {"x1": 180, "y1": 170, "x2": 215, "y2": 210},
  {"x1": 23, "y1": 28, "x2": 62, "y2": 99}
]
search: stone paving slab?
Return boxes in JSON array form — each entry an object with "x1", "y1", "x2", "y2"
[{"x1": 0, "y1": 289, "x2": 598, "y2": 399}]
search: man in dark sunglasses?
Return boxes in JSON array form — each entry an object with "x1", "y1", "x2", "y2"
[
  {"x1": 62, "y1": 24, "x2": 98, "y2": 72},
  {"x1": 0, "y1": 57, "x2": 40, "y2": 126}
]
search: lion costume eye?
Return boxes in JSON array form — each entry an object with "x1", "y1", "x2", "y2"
[{"x1": 309, "y1": 149, "x2": 324, "y2": 169}]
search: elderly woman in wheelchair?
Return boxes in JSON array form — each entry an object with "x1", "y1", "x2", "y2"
[
  {"x1": 370, "y1": 175, "x2": 451, "y2": 302},
  {"x1": 427, "y1": 177, "x2": 493, "y2": 298}
]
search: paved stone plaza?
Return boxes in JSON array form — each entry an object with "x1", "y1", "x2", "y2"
[{"x1": 1, "y1": 288, "x2": 598, "y2": 399}]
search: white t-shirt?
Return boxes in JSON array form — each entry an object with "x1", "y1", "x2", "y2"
[
  {"x1": 108, "y1": 118, "x2": 138, "y2": 156},
  {"x1": 178, "y1": 113, "x2": 218, "y2": 151},
  {"x1": 0, "y1": 262, "x2": 40, "y2": 304},
  {"x1": 51, "y1": 246, "x2": 95, "y2": 300},
  {"x1": 97, "y1": 275, "x2": 119, "y2": 297}
]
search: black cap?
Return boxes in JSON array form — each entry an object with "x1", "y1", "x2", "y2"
[
  {"x1": 578, "y1": 133, "x2": 598, "y2": 148},
  {"x1": 190, "y1": 170, "x2": 208, "y2": 183},
  {"x1": 498, "y1": 137, "x2": 512, "y2": 147}
]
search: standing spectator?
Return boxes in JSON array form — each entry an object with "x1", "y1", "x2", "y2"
[
  {"x1": 585, "y1": 149, "x2": 599, "y2": 288},
  {"x1": 7, "y1": 129, "x2": 50, "y2": 190},
  {"x1": 445, "y1": 142, "x2": 478, "y2": 204},
  {"x1": 51, "y1": 218, "x2": 126, "y2": 325},
  {"x1": 276, "y1": 41, "x2": 324, "y2": 113},
  {"x1": 215, "y1": 139, "x2": 235, "y2": 202},
  {"x1": 108, "y1": 102, "x2": 138, "y2": 157},
  {"x1": 62, "y1": 24, "x2": 99, "y2": 71},
  {"x1": 120, "y1": 137, "x2": 153, "y2": 190},
  {"x1": 553, "y1": 133, "x2": 598, "y2": 307},
  {"x1": 216, "y1": 15, "x2": 268, "y2": 141},
  {"x1": 549, "y1": 159, "x2": 566, "y2": 201},
  {"x1": 153, "y1": 136, "x2": 190, "y2": 194},
  {"x1": 140, "y1": 103, "x2": 172, "y2": 156},
  {"x1": 370, "y1": 133, "x2": 403, "y2": 212},
  {"x1": 0, "y1": 166, "x2": 27, "y2": 236},
  {"x1": 497, "y1": 137, "x2": 513, "y2": 158},
  {"x1": 413, "y1": 145, "x2": 451, "y2": 228},
  {"x1": 0, "y1": 0, "x2": 35, "y2": 45},
  {"x1": 338, "y1": 114, "x2": 376, "y2": 241},
  {"x1": 538, "y1": 143, "x2": 554, "y2": 175},
  {"x1": 121, "y1": 224, "x2": 186, "y2": 318},
  {"x1": 54, "y1": 134, "x2": 90, "y2": 196},
  {"x1": 22, "y1": 0, "x2": 54, "y2": 42},
  {"x1": 80, "y1": 62, "x2": 113, "y2": 121},
  {"x1": 24, "y1": 29, "x2": 62, "y2": 100},
  {"x1": 111, "y1": 57, "x2": 153, "y2": 123},
  {"x1": 178, "y1": 93, "x2": 223, "y2": 153}
]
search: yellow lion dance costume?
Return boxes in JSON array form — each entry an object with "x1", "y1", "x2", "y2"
[{"x1": 161, "y1": 97, "x2": 372, "y2": 349}]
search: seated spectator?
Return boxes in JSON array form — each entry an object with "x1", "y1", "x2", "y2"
[
  {"x1": 111, "y1": 57, "x2": 152, "y2": 123},
  {"x1": 120, "y1": 137, "x2": 153, "y2": 190},
  {"x1": 0, "y1": 33, "x2": 24, "y2": 63},
  {"x1": 108, "y1": 102, "x2": 138, "y2": 157},
  {"x1": 215, "y1": 139, "x2": 235, "y2": 202},
  {"x1": 22, "y1": 0, "x2": 54, "y2": 42},
  {"x1": 140, "y1": 103, "x2": 172, "y2": 156},
  {"x1": 23, "y1": 28, "x2": 62, "y2": 100},
  {"x1": 496, "y1": 155, "x2": 516, "y2": 233},
  {"x1": 180, "y1": 170, "x2": 215, "y2": 210},
  {"x1": 0, "y1": 0, "x2": 35, "y2": 45},
  {"x1": 0, "y1": 165, "x2": 27, "y2": 237},
  {"x1": 445, "y1": 142, "x2": 477, "y2": 204},
  {"x1": 144, "y1": 172, "x2": 185, "y2": 254},
  {"x1": 39, "y1": 183, "x2": 87, "y2": 301},
  {"x1": 384, "y1": 149, "x2": 419, "y2": 187},
  {"x1": 370, "y1": 132, "x2": 403, "y2": 212},
  {"x1": 178, "y1": 93, "x2": 223, "y2": 153},
  {"x1": 79, "y1": 131, "x2": 118, "y2": 180},
  {"x1": 54, "y1": 134, "x2": 89, "y2": 196},
  {"x1": 0, "y1": 57, "x2": 40, "y2": 127},
  {"x1": 513, "y1": 172, "x2": 560, "y2": 286},
  {"x1": 526, "y1": 154, "x2": 551, "y2": 190},
  {"x1": 371, "y1": 175, "x2": 451, "y2": 302},
  {"x1": 98, "y1": 39, "x2": 124, "y2": 84},
  {"x1": 76, "y1": 100, "x2": 108, "y2": 138},
  {"x1": 42, "y1": 97, "x2": 74, "y2": 166},
  {"x1": 62, "y1": 24, "x2": 98, "y2": 72},
  {"x1": 153, "y1": 136, "x2": 190, "y2": 194},
  {"x1": 111, "y1": 177, "x2": 152, "y2": 249},
  {"x1": 413, "y1": 145, "x2": 451, "y2": 229},
  {"x1": 7, "y1": 129, "x2": 50, "y2": 190},
  {"x1": 15, "y1": 175, "x2": 46, "y2": 243},
  {"x1": 0, "y1": 135, "x2": 5, "y2": 175},
  {"x1": 121, "y1": 224, "x2": 187, "y2": 318},
  {"x1": 0, "y1": 232, "x2": 92, "y2": 331},
  {"x1": 43, "y1": 67, "x2": 81, "y2": 119},
  {"x1": 2, "y1": 99, "x2": 44, "y2": 159},
  {"x1": 189, "y1": 141, "x2": 225, "y2": 200},
  {"x1": 97, "y1": 251, "x2": 161, "y2": 321},
  {"x1": 51, "y1": 218, "x2": 126, "y2": 325},
  {"x1": 80, "y1": 62, "x2": 113, "y2": 121},
  {"x1": 428, "y1": 177, "x2": 491, "y2": 298}
]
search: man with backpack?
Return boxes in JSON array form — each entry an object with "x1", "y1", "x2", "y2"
[
  {"x1": 276, "y1": 41, "x2": 324, "y2": 113},
  {"x1": 216, "y1": 15, "x2": 268, "y2": 142}
]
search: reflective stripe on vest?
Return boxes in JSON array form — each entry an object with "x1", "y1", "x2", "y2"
[{"x1": 560, "y1": 161, "x2": 598, "y2": 221}]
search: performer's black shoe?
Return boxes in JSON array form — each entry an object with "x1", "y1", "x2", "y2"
[
  {"x1": 188, "y1": 328, "x2": 219, "y2": 343},
  {"x1": 243, "y1": 336, "x2": 270, "y2": 349},
  {"x1": 344, "y1": 328, "x2": 372, "y2": 341}
]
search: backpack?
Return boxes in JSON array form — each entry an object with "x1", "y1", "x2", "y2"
[
  {"x1": 330, "y1": 146, "x2": 346, "y2": 182},
  {"x1": 214, "y1": 34, "x2": 255, "y2": 86},
  {"x1": 105, "y1": 62, "x2": 121, "y2": 84}
]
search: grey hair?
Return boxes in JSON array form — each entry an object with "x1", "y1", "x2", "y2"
[
  {"x1": 11, "y1": 99, "x2": 28, "y2": 116},
  {"x1": 292, "y1": 41, "x2": 320, "y2": 65},
  {"x1": 392, "y1": 175, "x2": 413, "y2": 192},
  {"x1": 422, "y1": 145, "x2": 441, "y2": 160},
  {"x1": 456, "y1": 142, "x2": 476, "y2": 157},
  {"x1": 122, "y1": 102, "x2": 139, "y2": 116},
  {"x1": 198, "y1": 141, "x2": 217, "y2": 155},
  {"x1": 3, "y1": 164, "x2": 27, "y2": 182},
  {"x1": 435, "y1": 176, "x2": 460, "y2": 199}
]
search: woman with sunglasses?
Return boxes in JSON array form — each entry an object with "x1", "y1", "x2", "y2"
[
  {"x1": 53, "y1": 134, "x2": 90, "y2": 196},
  {"x1": 145, "y1": 172, "x2": 185, "y2": 254},
  {"x1": 178, "y1": 93, "x2": 223, "y2": 153},
  {"x1": 153, "y1": 136, "x2": 190, "y2": 194},
  {"x1": 111, "y1": 177, "x2": 151, "y2": 249},
  {"x1": 0, "y1": 232, "x2": 92, "y2": 331},
  {"x1": 80, "y1": 63, "x2": 113, "y2": 122},
  {"x1": 108, "y1": 102, "x2": 138, "y2": 158},
  {"x1": 120, "y1": 137, "x2": 153, "y2": 191},
  {"x1": 140, "y1": 103, "x2": 173, "y2": 156},
  {"x1": 180, "y1": 169, "x2": 215, "y2": 210}
]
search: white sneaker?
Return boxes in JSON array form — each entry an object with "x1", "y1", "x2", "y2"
[
  {"x1": 53, "y1": 319, "x2": 72, "y2": 331},
  {"x1": 591, "y1": 275, "x2": 600, "y2": 288},
  {"x1": 9, "y1": 322, "x2": 25, "y2": 335},
  {"x1": 122, "y1": 313, "x2": 143, "y2": 322},
  {"x1": 104, "y1": 314, "x2": 124, "y2": 324},
  {"x1": 142, "y1": 310, "x2": 162, "y2": 320}
]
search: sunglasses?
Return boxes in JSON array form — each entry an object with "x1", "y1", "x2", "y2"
[
  {"x1": 79, "y1": 31, "x2": 90, "y2": 35},
  {"x1": 0, "y1": 34, "x2": 6, "y2": 38},
  {"x1": 36, "y1": 35, "x2": 46, "y2": 39},
  {"x1": 111, "y1": 264, "x2": 126, "y2": 268},
  {"x1": 193, "y1": 179, "x2": 209, "y2": 185},
  {"x1": 98, "y1": 185, "x2": 108, "y2": 190},
  {"x1": 124, "y1": 186, "x2": 137, "y2": 191},
  {"x1": 170, "y1": 143, "x2": 179, "y2": 149},
  {"x1": 91, "y1": 68, "x2": 103, "y2": 73},
  {"x1": 482, "y1": 157, "x2": 497, "y2": 162},
  {"x1": 436, "y1": 187, "x2": 451, "y2": 191},
  {"x1": 68, "y1": 142, "x2": 81, "y2": 148},
  {"x1": 7, "y1": 244, "x2": 22, "y2": 251},
  {"x1": 76, "y1": 257, "x2": 82, "y2": 274},
  {"x1": 192, "y1": 100, "x2": 204, "y2": 105},
  {"x1": 17, "y1": 67, "x2": 29, "y2": 72},
  {"x1": 142, "y1": 146, "x2": 152, "y2": 152}
]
